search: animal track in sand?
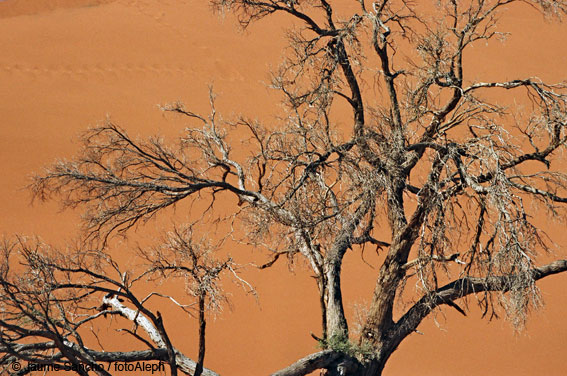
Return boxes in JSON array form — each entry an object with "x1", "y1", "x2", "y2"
[
  {"x1": 0, "y1": 62, "x2": 194, "y2": 79},
  {"x1": 115, "y1": 0, "x2": 192, "y2": 40},
  {"x1": 0, "y1": 60, "x2": 247, "y2": 82}
]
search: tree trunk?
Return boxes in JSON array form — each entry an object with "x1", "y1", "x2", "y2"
[
  {"x1": 324, "y1": 259, "x2": 348, "y2": 340},
  {"x1": 194, "y1": 295, "x2": 206, "y2": 376}
]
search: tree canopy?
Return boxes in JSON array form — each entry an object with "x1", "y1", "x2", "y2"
[{"x1": 2, "y1": 1, "x2": 567, "y2": 375}]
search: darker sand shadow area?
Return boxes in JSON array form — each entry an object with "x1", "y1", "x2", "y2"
[{"x1": 0, "y1": 0, "x2": 117, "y2": 18}]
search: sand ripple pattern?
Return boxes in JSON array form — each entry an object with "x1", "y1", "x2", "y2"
[{"x1": 0, "y1": 0, "x2": 247, "y2": 82}]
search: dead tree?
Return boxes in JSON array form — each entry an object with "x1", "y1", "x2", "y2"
[
  {"x1": 0, "y1": 232, "x2": 238, "y2": 376},
  {"x1": 3, "y1": 1, "x2": 567, "y2": 375}
]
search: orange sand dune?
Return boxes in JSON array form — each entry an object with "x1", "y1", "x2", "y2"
[{"x1": 0, "y1": 1, "x2": 566, "y2": 375}]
